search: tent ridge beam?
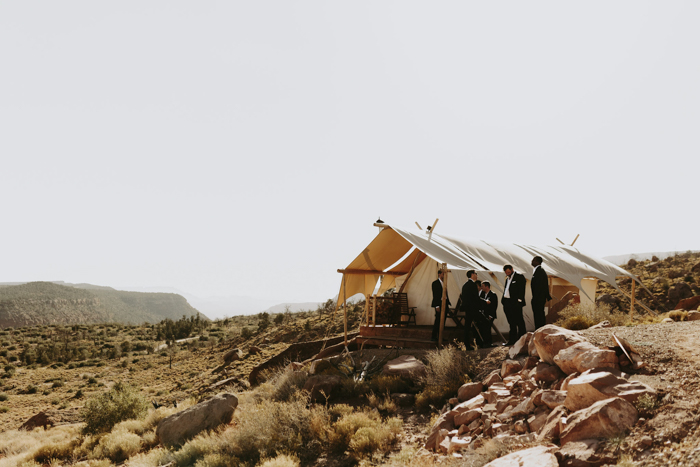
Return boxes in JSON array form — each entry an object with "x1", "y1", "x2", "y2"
[{"x1": 337, "y1": 269, "x2": 405, "y2": 276}]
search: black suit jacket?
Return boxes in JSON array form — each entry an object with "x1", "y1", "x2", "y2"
[
  {"x1": 501, "y1": 272, "x2": 526, "y2": 306},
  {"x1": 531, "y1": 266, "x2": 552, "y2": 302},
  {"x1": 481, "y1": 290, "x2": 498, "y2": 320},
  {"x1": 431, "y1": 279, "x2": 450, "y2": 308},
  {"x1": 460, "y1": 280, "x2": 481, "y2": 314}
]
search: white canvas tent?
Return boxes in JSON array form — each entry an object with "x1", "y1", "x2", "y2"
[{"x1": 337, "y1": 223, "x2": 647, "y2": 337}]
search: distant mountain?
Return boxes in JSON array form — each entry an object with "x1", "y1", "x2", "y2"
[
  {"x1": 604, "y1": 250, "x2": 700, "y2": 266},
  {"x1": 0, "y1": 282, "x2": 204, "y2": 328}
]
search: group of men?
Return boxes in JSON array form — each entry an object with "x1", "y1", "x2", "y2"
[{"x1": 430, "y1": 256, "x2": 552, "y2": 349}]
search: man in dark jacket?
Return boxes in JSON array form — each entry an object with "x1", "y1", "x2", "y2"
[
  {"x1": 460, "y1": 270, "x2": 480, "y2": 350},
  {"x1": 530, "y1": 256, "x2": 552, "y2": 329},
  {"x1": 501, "y1": 264, "x2": 526, "y2": 345},
  {"x1": 431, "y1": 269, "x2": 450, "y2": 341},
  {"x1": 477, "y1": 281, "x2": 498, "y2": 347}
]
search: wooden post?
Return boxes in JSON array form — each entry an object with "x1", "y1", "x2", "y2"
[
  {"x1": 343, "y1": 274, "x2": 348, "y2": 347},
  {"x1": 373, "y1": 294, "x2": 377, "y2": 327},
  {"x1": 630, "y1": 280, "x2": 636, "y2": 318},
  {"x1": 438, "y1": 263, "x2": 448, "y2": 347}
]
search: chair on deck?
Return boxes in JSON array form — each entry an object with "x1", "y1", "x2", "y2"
[{"x1": 392, "y1": 292, "x2": 417, "y2": 326}]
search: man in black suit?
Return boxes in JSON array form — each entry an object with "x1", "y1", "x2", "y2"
[
  {"x1": 478, "y1": 281, "x2": 498, "y2": 347},
  {"x1": 501, "y1": 264, "x2": 526, "y2": 345},
  {"x1": 530, "y1": 256, "x2": 552, "y2": 330},
  {"x1": 460, "y1": 270, "x2": 480, "y2": 350},
  {"x1": 431, "y1": 269, "x2": 450, "y2": 341}
]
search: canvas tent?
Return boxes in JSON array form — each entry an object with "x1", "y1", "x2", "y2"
[{"x1": 337, "y1": 223, "x2": 646, "y2": 337}]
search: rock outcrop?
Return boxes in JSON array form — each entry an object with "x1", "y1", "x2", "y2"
[{"x1": 156, "y1": 393, "x2": 238, "y2": 447}]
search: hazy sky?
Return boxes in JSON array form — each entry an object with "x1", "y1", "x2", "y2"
[{"x1": 1, "y1": 2, "x2": 698, "y2": 304}]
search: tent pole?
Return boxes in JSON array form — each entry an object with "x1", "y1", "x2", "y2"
[
  {"x1": 438, "y1": 263, "x2": 448, "y2": 348},
  {"x1": 630, "y1": 280, "x2": 636, "y2": 318},
  {"x1": 343, "y1": 274, "x2": 348, "y2": 347}
]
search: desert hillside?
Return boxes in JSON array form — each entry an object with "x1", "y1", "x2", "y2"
[{"x1": 0, "y1": 282, "x2": 205, "y2": 327}]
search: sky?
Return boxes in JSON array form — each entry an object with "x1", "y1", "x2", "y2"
[{"x1": 1, "y1": 2, "x2": 698, "y2": 310}]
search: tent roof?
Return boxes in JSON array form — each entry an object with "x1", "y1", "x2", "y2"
[{"x1": 338, "y1": 224, "x2": 635, "y2": 301}]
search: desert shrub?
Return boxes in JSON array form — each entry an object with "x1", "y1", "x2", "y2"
[
  {"x1": 328, "y1": 409, "x2": 401, "y2": 457},
  {"x1": 367, "y1": 392, "x2": 398, "y2": 415},
  {"x1": 666, "y1": 310, "x2": 688, "y2": 322},
  {"x1": 0, "y1": 392, "x2": 7, "y2": 401},
  {"x1": 348, "y1": 418, "x2": 401, "y2": 460},
  {"x1": 241, "y1": 327, "x2": 254, "y2": 340},
  {"x1": 81, "y1": 382, "x2": 149, "y2": 434},
  {"x1": 415, "y1": 346, "x2": 473, "y2": 409},
  {"x1": 368, "y1": 374, "x2": 410, "y2": 394},
  {"x1": 33, "y1": 438, "x2": 80, "y2": 464},
  {"x1": 635, "y1": 393, "x2": 659, "y2": 417},
  {"x1": 337, "y1": 378, "x2": 370, "y2": 398},
  {"x1": 0, "y1": 406, "x2": 8, "y2": 413},
  {"x1": 90, "y1": 428, "x2": 142, "y2": 463},
  {"x1": 258, "y1": 454, "x2": 301, "y2": 467},
  {"x1": 270, "y1": 366, "x2": 309, "y2": 402},
  {"x1": 556, "y1": 303, "x2": 629, "y2": 330},
  {"x1": 25, "y1": 384, "x2": 38, "y2": 394}
]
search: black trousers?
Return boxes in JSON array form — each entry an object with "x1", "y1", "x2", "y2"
[
  {"x1": 463, "y1": 311, "x2": 476, "y2": 349},
  {"x1": 431, "y1": 307, "x2": 445, "y2": 340},
  {"x1": 476, "y1": 314, "x2": 493, "y2": 347},
  {"x1": 503, "y1": 300, "x2": 526, "y2": 343},
  {"x1": 531, "y1": 299, "x2": 547, "y2": 329}
]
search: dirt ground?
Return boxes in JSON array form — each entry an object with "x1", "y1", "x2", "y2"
[{"x1": 579, "y1": 321, "x2": 700, "y2": 466}]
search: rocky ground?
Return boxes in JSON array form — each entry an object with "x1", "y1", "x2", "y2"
[
  {"x1": 413, "y1": 319, "x2": 700, "y2": 466},
  {"x1": 580, "y1": 321, "x2": 700, "y2": 466}
]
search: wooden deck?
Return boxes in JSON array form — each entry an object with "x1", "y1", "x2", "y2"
[{"x1": 357, "y1": 325, "x2": 498, "y2": 349}]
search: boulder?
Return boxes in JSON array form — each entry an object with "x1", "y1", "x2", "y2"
[
  {"x1": 541, "y1": 390, "x2": 567, "y2": 410},
  {"x1": 688, "y1": 310, "x2": 700, "y2": 321},
  {"x1": 560, "y1": 373, "x2": 579, "y2": 391},
  {"x1": 675, "y1": 296, "x2": 700, "y2": 311},
  {"x1": 454, "y1": 408, "x2": 483, "y2": 427},
  {"x1": 533, "y1": 362, "x2": 565, "y2": 384},
  {"x1": 483, "y1": 444, "x2": 559, "y2": 467},
  {"x1": 501, "y1": 360, "x2": 523, "y2": 378},
  {"x1": 156, "y1": 393, "x2": 238, "y2": 447},
  {"x1": 564, "y1": 370, "x2": 627, "y2": 412},
  {"x1": 425, "y1": 411, "x2": 456, "y2": 450},
  {"x1": 611, "y1": 334, "x2": 645, "y2": 370},
  {"x1": 557, "y1": 439, "x2": 608, "y2": 467},
  {"x1": 458, "y1": 382, "x2": 484, "y2": 402},
  {"x1": 309, "y1": 359, "x2": 333, "y2": 374},
  {"x1": 560, "y1": 398, "x2": 638, "y2": 445},
  {"x1": 223, "y1": 348, "x2": 243, "y2": 363},
  {"x1": 452, "y1": 394, "x2": 486, "y2": 415},
  {"x1": 448, "y1": 436, "x2": 471, "y2": 454},
  {"x1": 248, "y1": 345, "x2": 262, "y2": 355},
  {"x1": 303, "y1": 374, "x2": 345, "y2": 402},
  {"x1": 553, "y1": 343, "x2": 619, "y2": 375},
  {"x1": 527, "y1": 411, "x2": 550, "y2": 434},
  {"x1": 382, "y1": 355, "x2": 427, "y2": 379},
  {"x1": 533, "y1": 325, "x2": 589, "y2": 366},
  {"x1": 483, "y1": 369, "x2": 503, "y2": 386},
  {"x1": 537, "y1": 405, "x2": 568, "y2": 442},
  {"x1": 508, "y1": 332, "x2": 533, "y2": 359},
  {"x1": 668, "y1": 281, "x2": 693, "y2": 305},
  {"x1": 528, "y1": 335, "x2": 539, "y2": 357},
  {"x1": 20, "y1": 411, "x2": 54, "y2": 430}
]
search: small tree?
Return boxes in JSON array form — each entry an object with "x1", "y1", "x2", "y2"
[
  {"x1": 81, "y1": 382, "x2": 149, "y2": 434},
  {"x1": 274, "y1": 314, "x2": 285, "y2": 325},
  {"x1": 258, "y1": 312, "x2": 271, "y2": 331}
]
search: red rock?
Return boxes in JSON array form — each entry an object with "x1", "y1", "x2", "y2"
[
  {"x1": 541, "y1": 390, "x2": 567, "y2": 410},
  {"x1": 458, "y1": 382, "x2": 484, "y2": 402},
  {"x1": 533, "y1": 362, "x2": 565, "y2": 384},
  {"x1": 483, "y1": 445, "x2": 559, "y2": 467},
  {"x1": 553, "y1": 342, "x2": 619, "y2": 375},
  {"x1": 675, "y1": 295, "x2": 700, "y2": 311},
  {"x1": 425, "y1": 411, "x2": 455, "y2": 450},
  {"x1": 537, "y1": 405, "x2": 568, "y2": 442},
  {"x1": 533, "y1": 325, "x2": 589, "y2": 366},
  {"x1": 501, "y1": 360, "x2": 523, "y2": 378},
  {"x1": 560, "y1": 398, "x2": 638, "y2": 445},
  {"x1": 509, "y1": 332, "x2": 533, "y2": 359},
  {"x1": 382, "y1": 355, "x2": 427, "y2": 378},
  {"x1": 483, "y1": 369, "x2": 503, "y2": 386},
  {"x1": 454, "y1": 408, "x2": 483, "y2": 427}
]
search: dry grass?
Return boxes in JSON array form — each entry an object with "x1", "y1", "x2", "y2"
[
  {"x1": 257, "y1": 454, "x2": 301, "y2": 467},
  {"x1": 367, "y1": 391, "x2": 398, "y2": 415},
  {"x1": 0, "y1": 425, "x2": 81, "y2": 467},
  {"x1": 415, "y1": 346, "x2": 473, "y2": 409},
  {"x1": 556, "y1": 303, "x2": 630, "y2": 330},
  {"x1": 89, "y1": 428, "x2": 142, "y2": 463}
]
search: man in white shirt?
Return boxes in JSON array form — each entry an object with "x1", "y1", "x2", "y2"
[{"x1": 500, "y1": 264, "x2": 526, "y2": 345}]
